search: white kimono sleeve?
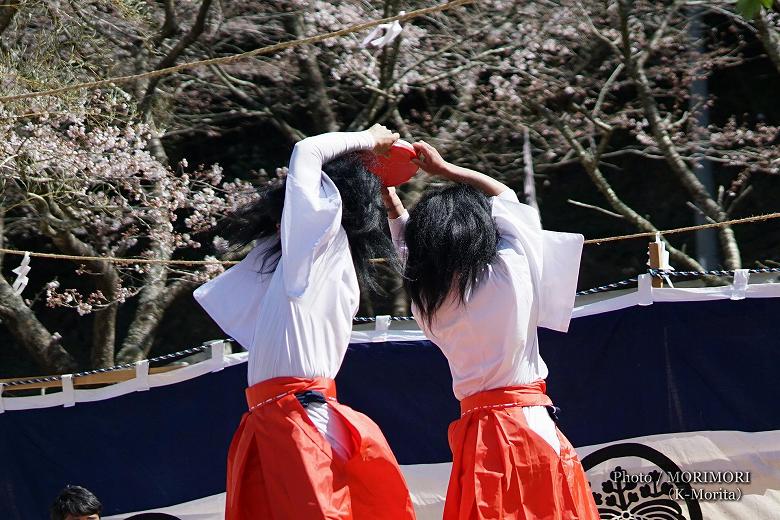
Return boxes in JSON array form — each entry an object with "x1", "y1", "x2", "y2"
[
  {"x1": 387, "y1": 210, "x2": 409, "y2": 264},
  {"x1": 491, "y1": 190, "x2": 584, "y2": 332},
  {"x1": 281, "y1": 131, "x2": 375, "y2": 298},
  {"x1": 193, "y1": 240, "x2": 276, "y2": 348}
]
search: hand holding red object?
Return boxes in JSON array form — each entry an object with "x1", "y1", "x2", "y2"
[{"x1": 368, "y1": 139, "x2": 419, "y2": 187}]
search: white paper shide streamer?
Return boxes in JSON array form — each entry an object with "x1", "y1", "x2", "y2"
[
  {"x1": 361, "y1": 11, "x2": 404, "y2": 48},
  {"x1": 11, "y1": 252, "x2": 31, "y2": 296}
]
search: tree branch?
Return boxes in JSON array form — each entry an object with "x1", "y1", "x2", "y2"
[
  {"x1": 0, "y1": 207, "x2": 5, "y2": 271},
  {"x1": 209, "y1": 64, "x2": 306, "y2": 142},
  {"x1": 567, "y1": 199, "x2": 625, "y2": 219},
  {"x1": 349, "y1": 0, "x2": 403, "y2": 131},
  {"x1": 152, "y1": 0, "x2": 180, "y2": 45},
  {"x1": 616, "y1": 0, "x2": 741, "y2": 268},
  {"x1": 0, "y1": 0, "x2": 19, "y2": 38},
  {"x1": 755, "y1": 9, "x2": 780, "y2": 74},
  {"x1": 536, "y1": 101, "x2": 705, "y2": 271},
  {"x1": 140, "y1": 0, "x2": 214, "y2": 114},
  {"x1": 36, "y1": 200, "x2": 120, "y2": 368}
]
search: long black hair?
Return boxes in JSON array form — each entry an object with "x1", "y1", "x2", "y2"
[
  {"x1": 219, "y1": 151, "x2": 399, "y2": 294},
  {"x1": 404, "y1": 183, "x2": 499, "y2": 326}
]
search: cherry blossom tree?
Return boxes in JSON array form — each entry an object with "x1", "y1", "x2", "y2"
[
  {"x1": 0, "y1": 78, "x2": 255, "y2": 372},
  {"x1": 165, "y1": 0, "x2": 779, "y2": 275},
  {"x1": 0, "y1": 0, "x2": 258, "y2": 373},
  {"x1": 1, "y1": 0, "x2": 779, "y2": 373}
]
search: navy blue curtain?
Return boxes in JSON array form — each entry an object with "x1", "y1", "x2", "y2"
[{"x1": 2, "y1": 299, "x2": 778, "y2": 518}]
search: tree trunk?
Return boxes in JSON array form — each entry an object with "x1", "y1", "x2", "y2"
[
  {"x1": 115, "y1": 235, "x2": 174, "y2": 363},
  {"x1": 348, "y1": 0, "x2": 403, "y2": 130},
  {"x1": 283, "y1": 14, "x2": 340, "y2": 133},
  {"x1": 43, "y1": 215, "x2": 121, "y2": 369},
  {"x1": 0, "y1": 277, "x2": 77, "y2": 373},
  {"x1": 391, "y1": 273, "x2": 409, "y2": 316},
  {"x1": 91, "y1": 303, "x2": 118, "y2": 369},
  {"x1": 115, "y1": 289, "x2": 170, "y2": 363},
  {"x1": 522, "y1": 127, "x2": 540, "y2": 213}
]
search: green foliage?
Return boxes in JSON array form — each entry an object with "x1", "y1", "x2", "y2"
[{"x1": 736, "y1": 0, "x2": 775, "y2": 19}]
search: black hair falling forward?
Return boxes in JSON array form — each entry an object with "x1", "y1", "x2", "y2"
[
  {"x1": 218, "y1": 151, "x2": 399, "y2": 294},
  {"x1": 403, "y1": 183, "x2": 499, "y2": 327}
]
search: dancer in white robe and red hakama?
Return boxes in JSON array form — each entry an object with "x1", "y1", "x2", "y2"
[
  {"x1": 194, "y1": 127, "x2": 415, "y2": 520},
  {"x1": 383, "y1": 141, "x2": 599, "y2": 520}
]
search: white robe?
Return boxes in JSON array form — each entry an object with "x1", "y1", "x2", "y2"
[
  {"x1": 194, "y1": 131, "x2": 376, "y2": 459},
  {"x1": 389, "y1": 189, "x2": 584, "y2": 454}
]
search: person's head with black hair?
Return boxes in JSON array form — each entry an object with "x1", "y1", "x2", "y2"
[
  {"x1": 219, "y1": 144, "x2": 400, "y2": 295},
  {"x1": 403, "y1": 182, "x2": 499, "y2": 326},
  {"x1": 50, "y1": 485, "x2": 102, "y2": 520}
]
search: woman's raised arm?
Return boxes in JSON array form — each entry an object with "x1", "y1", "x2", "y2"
[{"x1": 412, "y1": 141, "x2": 508, "y2": 197}]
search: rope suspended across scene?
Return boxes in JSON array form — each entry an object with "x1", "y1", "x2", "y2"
[
  {"x1": 0, "y1": 0, "x2": 475, "y2": 104},
  {"x1": 581, "y1": 211, "x2": 780, "y2": 245},
  {"x1": 0, "y1": 210, "x2": 778, "y2": 266}
]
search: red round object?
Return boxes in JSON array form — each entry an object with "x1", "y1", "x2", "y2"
[{"x1": 369, "y1": 139, "x2": 419, "y2": 186}]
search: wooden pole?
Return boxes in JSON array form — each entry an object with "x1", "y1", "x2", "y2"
[{"x1": 648, "y1": 241, "x2": 664, "y2": 288}]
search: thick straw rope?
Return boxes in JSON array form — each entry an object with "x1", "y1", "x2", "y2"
[
  {"x1": 0, "y1": 0, "x2": 474, "y2": 104},
  {"x1": 581, "y1": 211, "x2": 780, "y2": 245},
  {"x1": 0, "y1": 211, "x2": 777, "y2": 266},
  {"x1": 0, "y1": 250, "x2": 238, "y2": 266}
]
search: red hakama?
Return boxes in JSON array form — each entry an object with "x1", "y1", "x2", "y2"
[
  {"x1": 444, "y1": 380, "x2": 599, "y2": 520},
  {"x1": 225, "y1": 376, "x2": 415, "y2": 520}
]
